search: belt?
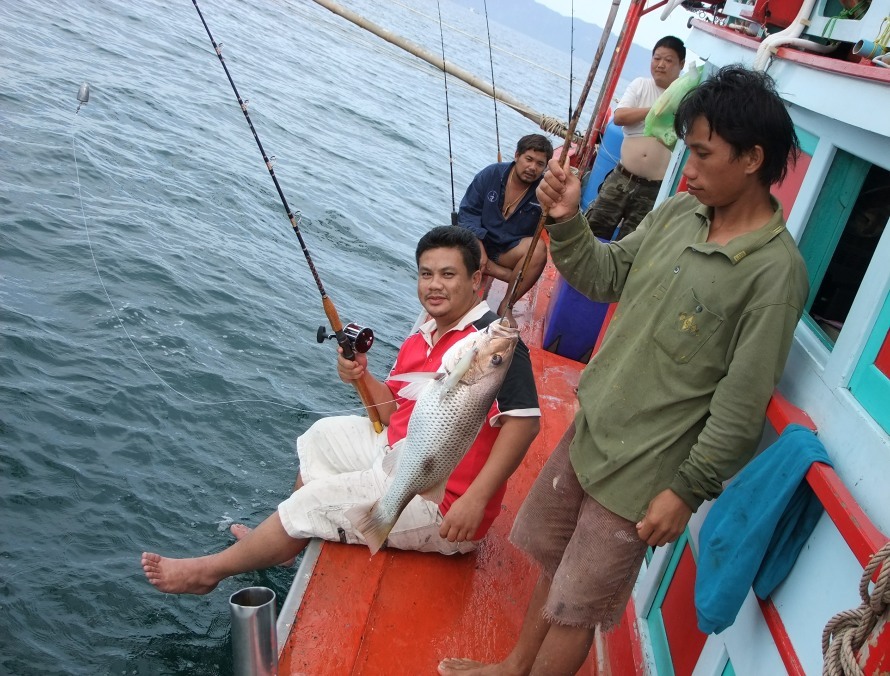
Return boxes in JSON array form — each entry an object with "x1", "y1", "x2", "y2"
[{"x1": 616, "y1": 163, "x2": 662, "y2": 187}]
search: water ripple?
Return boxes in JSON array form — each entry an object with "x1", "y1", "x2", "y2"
[{"x1": 0, "y1": 0, "x2": 576, "y2": 673}]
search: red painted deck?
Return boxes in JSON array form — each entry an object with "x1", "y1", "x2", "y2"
[{"x1": 278, "y1": 267, "x2": 602, "y2": 675}]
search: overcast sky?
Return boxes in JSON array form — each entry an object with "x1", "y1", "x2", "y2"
[{"x1": 534, "y1": 0, "x2": 695, "y2": 54}]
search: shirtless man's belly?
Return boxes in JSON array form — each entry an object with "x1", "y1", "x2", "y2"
[{"x1": 620, "y1": 136, "x2": 671, "y2": 181}]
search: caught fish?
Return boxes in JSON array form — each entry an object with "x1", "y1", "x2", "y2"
[{"x1": 345, "y1": 318, "x2": 520, "y2": 555}]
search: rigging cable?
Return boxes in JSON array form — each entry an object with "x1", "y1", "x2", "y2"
[
  {"x1": 482, "y1": 0, "x2": 502, "y2": 163},
  {"x1": 436, "y1": 0, "x2": 459, "y2": 226},
  {"x1": 191, "y1": 0, "x2": 383, "y2": 432}
]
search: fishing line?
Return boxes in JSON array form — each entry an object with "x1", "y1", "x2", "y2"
[
  {"x1": 481, "y1": 0, "x2": 502, "y2": 163},
  {"x1": 379, "y1": 0, "x2": 571, "y2": 82},
  {"x1": 68, "y1": 85, "x2": 398, "y2": 417},
  {"x1": 435, "y1": 0, "x2": 458, "y2": 226},
  {"x1": 568, "y1": 0, "x2": 575, "y2": 124},
  {"x1": 191, "y1": 0, "x2": 384, "y2": 432}
]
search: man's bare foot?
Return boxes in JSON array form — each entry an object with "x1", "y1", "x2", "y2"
[
  {"x1": 141, "y1": 552, "x2": 220, "y2": 595},
  {"x1": 438, "y1": 658, "x2": 505, "y2": 675},
  {"x1": 230, "y1": 524, "x2": 295, "y2": 567},
  {"x1": 230, "y1": 523, "x2": 253, "y2": 540}
]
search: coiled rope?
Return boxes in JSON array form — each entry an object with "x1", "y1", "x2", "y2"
[
  {"x1": 539, "y1": 115, "x2": 583, "y2": 142},
  {"x1": 822, "y1": 540, "x2": 890, "y2": 675}
]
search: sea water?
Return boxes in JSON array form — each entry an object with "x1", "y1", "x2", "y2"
[{"x1": 1, "y1": 0, "x2": 590, "y2": 672}]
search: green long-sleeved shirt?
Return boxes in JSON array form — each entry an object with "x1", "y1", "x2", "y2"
[{"x1": 547, "y1": 193, "x2": 809, "y2": 521}]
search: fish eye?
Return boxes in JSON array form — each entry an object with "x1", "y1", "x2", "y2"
[{"x1": 490, "y1": 354, "x2": 503, "y2": 366}]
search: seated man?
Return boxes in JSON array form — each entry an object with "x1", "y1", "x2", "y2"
[
  {"x1": 141, "y1": 226, "x2": 541, "y2": 594},
  {"x1": 458, "y1": 133, "x2": 553, "y2": 317}
]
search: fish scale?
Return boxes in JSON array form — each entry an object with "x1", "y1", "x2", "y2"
[{"x1": 345, "y1": 320, "x2": 519, "y2": 554}]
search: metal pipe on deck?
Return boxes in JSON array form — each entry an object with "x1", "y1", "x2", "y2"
[{"x1": 230, "y1": 586, "x2": 278, "y2": 676}]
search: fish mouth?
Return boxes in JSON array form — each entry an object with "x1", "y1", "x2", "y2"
[{"x1": 488, "y1": 318, "x2": 519, "y2": 337}]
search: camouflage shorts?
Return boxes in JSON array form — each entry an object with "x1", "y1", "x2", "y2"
[{"x1": 584, "y1": 168, "x2": 661, "y2": 241}]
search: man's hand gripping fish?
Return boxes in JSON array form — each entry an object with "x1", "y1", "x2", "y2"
[{"x1": 345, "y1": 318, "x2": 519, "y2": 555}]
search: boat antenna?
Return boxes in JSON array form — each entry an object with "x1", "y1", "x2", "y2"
[
  {"x1": 503, "y1": 0, "x2": 621, "y2": 316},
  {"x1": 436, "y1": 0, "x2": 459, "y2": 226},
  {"x1": 482, "y1": 0, "x2": 502, "y2": 163},
  {"x1": 190, "y1": 0, "x2": 383, "y2": 433}
]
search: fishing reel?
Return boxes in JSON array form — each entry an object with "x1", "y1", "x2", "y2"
[{"x1": 317, "y1": 322, "x2": 375, "y2": 354}]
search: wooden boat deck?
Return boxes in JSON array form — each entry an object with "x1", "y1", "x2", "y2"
[{"x1": 278, "y1": 265, "x2": 605, "y2": 674}]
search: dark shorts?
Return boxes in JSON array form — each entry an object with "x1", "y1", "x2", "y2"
[
  {"x1": 484, "y1": 237, "x2": 523, "y2": 264},
  {"x1": 510, "y1": 424, "x2": 648, "y2": 629},
  {"x1": 584, "y1": 168, "x2": 661, "y2": 241}
]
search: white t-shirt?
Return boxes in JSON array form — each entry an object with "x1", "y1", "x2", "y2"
[{"x1": 616, "y1": 77, "x2": 665, "y2": 138}]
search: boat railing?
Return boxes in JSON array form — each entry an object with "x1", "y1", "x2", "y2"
[{"x1": 757, "y1": 391, "x2": 889, "y2": 675}]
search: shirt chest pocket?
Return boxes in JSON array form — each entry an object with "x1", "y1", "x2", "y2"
[
  {"x1": 517, "y1": 203, "x2": 541, "y2": 218},
  {"x1": 653, "y1": 288, "x2": 724, "y2": 364}
]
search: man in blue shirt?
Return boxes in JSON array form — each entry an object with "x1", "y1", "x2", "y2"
[{"x1": 458, "y1": 134, "x2": 553, "y2": 318}]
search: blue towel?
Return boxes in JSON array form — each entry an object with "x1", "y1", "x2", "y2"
[{"x1": 695, "y1": 424, "x2": 831, "y2": 634}]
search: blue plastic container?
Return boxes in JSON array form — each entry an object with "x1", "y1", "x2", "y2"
[
  {"x1": 581, "y1": 120, "x2": 623, "y2": 211},
  {"x1": 543, "y1": 272, "x2": 611, "y2": 363}
]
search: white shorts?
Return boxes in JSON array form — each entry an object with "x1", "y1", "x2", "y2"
[{"x1": 277, "y1": 415, "x2": 477, "y2": 555}]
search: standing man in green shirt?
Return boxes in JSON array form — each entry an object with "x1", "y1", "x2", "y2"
[{"x1": 439, "y1": 66, "x2": 809, "y2": 676}]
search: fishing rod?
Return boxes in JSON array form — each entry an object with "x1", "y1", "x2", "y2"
[
  {"x1": 191, "y1": 0, "x2": 383, "y2": 433},
  {"x1": 503, "y1": 0, "x2": 622, "y2": 315}
]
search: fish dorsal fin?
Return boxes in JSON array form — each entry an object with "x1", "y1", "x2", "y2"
[
  {"x1": 396, "y1": 371, "x2": 442, "y2": 400},
  {"x1": 381, "y1": 447, "x2": 401, "y2": 476},
  {"x1": 419, "y1": 478, "x2": 448, "y2": 505}
]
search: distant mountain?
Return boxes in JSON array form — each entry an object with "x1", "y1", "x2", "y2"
[{"x1": 447, "y1": 0, "x2": 653, "y2": 81}]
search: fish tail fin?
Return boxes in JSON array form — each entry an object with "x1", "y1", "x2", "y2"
[{"x1": 344, "y1": 501, "x2": 393, "y2": 556}]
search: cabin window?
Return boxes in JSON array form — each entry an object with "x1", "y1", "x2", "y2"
[
  {"x1": 820, "y1": 0, "x2": 852, "y2": 17},
  {"x1": 818, "y1": 0, "x2": 871, "y2": 20},
  {"x1": 797, "y1": 156, "x2": 889, "y2": 347},
  {"x1": 849, "y1": 294, "x2": 890, "y2": 434}
]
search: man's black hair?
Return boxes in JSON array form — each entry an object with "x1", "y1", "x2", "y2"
[
  {"x1": 674, "y1": 65, "x2": 800, "y2": 186},
  {"x1": 416, "y1": 226, "x2": 482, "y2": 275},
  {"x1": 516, "y1": 134, "x2": 554, "y2": 162},
  {"x1": 653, "y1": 35, "x2": 686, "y2": 62}
]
